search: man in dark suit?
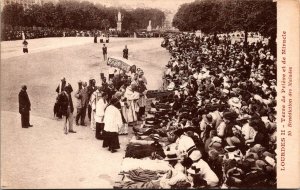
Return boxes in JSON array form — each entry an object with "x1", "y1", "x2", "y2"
[
  {"x1": 87, "y1": 79, "x2": 96, "y2": 121},
  {"x1": 58, "y1": 85, "x2": 76, "y2": 134},
  {"x1": 123, "y1": 45, "x2": 128, "y2": 59},
  {"x1": 55, "y1": 77, "x2": 73, "y2": 119},
  {"x1": 102, "y1": 44, "x2": 107, "y2": 61},
  {"x1": 80, "y1": 81, "x2": 89, "y2": 125},
  {"x1": 19, "y1": 85, "x2": 33, "y2": 128}
]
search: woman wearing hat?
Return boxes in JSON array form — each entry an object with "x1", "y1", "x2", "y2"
[
  {"x1": 217, "y1": 111, "x2": 237, "y2": 139},
  {"x1": 160, "y1": 151, "x2": 188, "y2": 188},
  {"x1": 187, "y1": 150, "x2": 219, "y2": 187},
  {"x1": 245, "y1": 119, "x2": 269, "y2": 148},
  {"x1": 137, "y1": 77, "x2": 147, "y2": 121},
  {"x1": 173, "y1": 129, "x2": 197, "y2": 158},
  {"x1": 226, "y1": 125, "x2": 247, "y2": 153},
  {"x1": 186, "y1": 164, "x2": 208, "y2": 188}
]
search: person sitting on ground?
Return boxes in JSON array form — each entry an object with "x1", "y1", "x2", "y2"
[{"x1": 160, "y1": 151, "x2": 188, "y2": 188}]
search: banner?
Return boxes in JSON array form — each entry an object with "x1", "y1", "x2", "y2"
[{"x1": 107, "y1": 57, "x2": 132, "y2": 72}]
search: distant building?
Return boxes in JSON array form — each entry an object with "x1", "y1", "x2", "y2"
[{"x1": 2, "y1": 0, "x2": 43, "y2": 9}]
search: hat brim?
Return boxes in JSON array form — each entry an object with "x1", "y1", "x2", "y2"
[
  {"x1": 164, "y1": 157, "x2": 180, "y2": 161},
  {"x1": 224, "y1": 146, "x2": 238, "y2": 152}
]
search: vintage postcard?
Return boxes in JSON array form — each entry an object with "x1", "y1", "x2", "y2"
[{"x1": 0, "y1": 0, "x2": 299, "y2": 189}]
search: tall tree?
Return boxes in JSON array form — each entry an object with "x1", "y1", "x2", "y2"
[
  {"x1": 1, "y1": 3, "x2": 24, "y2": 27},
  {"x1": 172, "y1": 3, "x2": 190, "y2": 31},
  {"x1": 172, "y1": 0, "x2": 277, "y2": 49},
  {"x1": 1, "y1": 1, "x2": 165, "y2": 32},
  {"x1": 101, "y1": 19, "x2": 110, "y2": 32}
]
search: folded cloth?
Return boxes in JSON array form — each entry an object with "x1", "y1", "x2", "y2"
[
  {"x1": 127, "y1": 168, "x2": 160, "y2": 182},
  {"x1": 118, "y1": 180, "x2": 160, "y2": 189}
]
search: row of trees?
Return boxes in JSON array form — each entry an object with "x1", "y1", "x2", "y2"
[
  {"x1": 1, "y1": 0, "x2": 165, "y2": 32},
  {"x1": 173, "y1": 0, "x2": 276, "y2": 49}
]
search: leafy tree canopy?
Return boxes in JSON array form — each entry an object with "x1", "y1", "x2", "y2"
[
  {"x1": 1, "y1": 0, "x2": 165, "y2": 32},
  {"x1": 172, "y1": 0, "x2": 276, "y2": 38}
]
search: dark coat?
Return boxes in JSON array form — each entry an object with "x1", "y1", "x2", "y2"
[
  {"x1": 81, "y1": 87, "x2": 89, "y2": 106},
  {"x1": 56, "y1": 82, "x2": 72, "y2": 94},
  {"x1": 123, "y1": 48, "x2": 128, "y2": 59},
  {"x1": 19, "y1": 89, "x2": 31, "y2": 114},
  {"x1": 57, "y1": 92, "x2": 74, "y2": 116},
  {"x1": 102, "y1": 46, "x2": 107, "y2": 54},
  {"x1": 56, "y1": 81, "x2": 66, "y2": 94},
  {"x1": 87, "y1": 85, "x2": 96, "y2": 100}
]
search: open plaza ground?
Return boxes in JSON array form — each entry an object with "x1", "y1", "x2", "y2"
[{"x1": 1, "y1": 37, "x2": 170, "y2": 188}]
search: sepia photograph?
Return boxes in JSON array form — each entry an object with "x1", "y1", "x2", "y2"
[{"x1": 0, "y1": 0, "x2": 299, "y2": 189}]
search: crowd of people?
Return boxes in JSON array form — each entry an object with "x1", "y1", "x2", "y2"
[
  {"x1": 147, "y1": 33, "x2": 277, "y2": 188},
  {"x1": 1, "y1": 27, "x2": 135, "y2": 41},
  {"x1": 1, "y1": 28, "x2": 99, "y2": 41},
  {"x1": 16, "y1": 28, "x2": 277, "y2": 188},
  {"x1": 53, "y1": 65, "x2": 148, "y2": 153}
]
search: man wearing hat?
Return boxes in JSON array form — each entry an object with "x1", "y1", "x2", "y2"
[
  {"x1": 57, "y1": 85, "x2": 76, "y2": 134},
  {"x1": 75, "y1": 80, "x2": 84, "y2": 126},
  {"x1": 56, "y1": 77, "x2": 67, "y2": 94},
  {"x1": 80, "y1": 82, "x2": 89, "y2": 125},
  {"x1": 55, "y1": 77, "x2": 68, "y2": 119},
  {"x1": 87, "y1": 78, "x2": 96, "y2": 122},
  {"x1": 19, "y1": 85, "x2": 33, "y2": 128}
]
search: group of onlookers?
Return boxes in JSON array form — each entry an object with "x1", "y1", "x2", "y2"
[
  {"x1": 1, "y1": 28, "x2": 99, "y2": 41},
  {"x1": 53, "y1": 65, "x2": 148, "y2": 153},
  {"x1": 154, "y1": 32, "x2": 277, "y2": 188}
]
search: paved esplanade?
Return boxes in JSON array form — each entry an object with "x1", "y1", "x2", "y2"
[{"x1": 0, "y1": 37, "x2": 170, "y2": 188}]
